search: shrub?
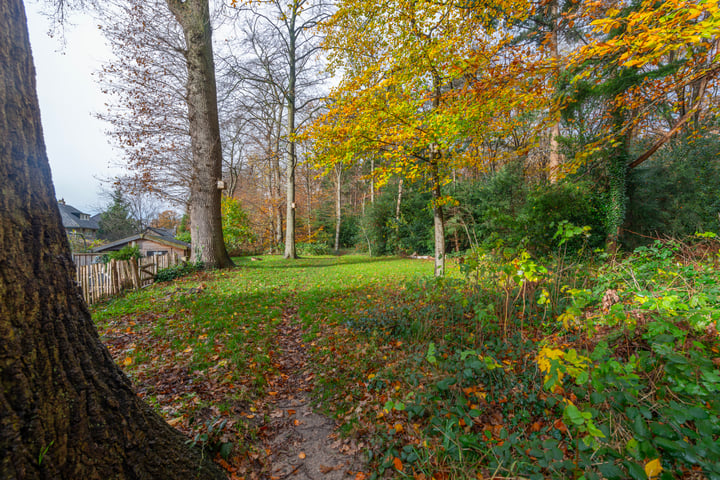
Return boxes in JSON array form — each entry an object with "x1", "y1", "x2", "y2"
[
  {"x1": 106, "y1": 245, "x2": 141, "y2": 262},
  {"x1": 296, "y1": 242, "x2": 331, "y2": 256},
  {"x1": 155, "y1": 262, "x2": 201, "y2": 282},
  {"x1": 222, "y1": 196, "x2": 255, "y2": 255}
]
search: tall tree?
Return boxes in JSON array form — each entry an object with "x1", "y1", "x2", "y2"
[
  {"x1": 312, "y1": 0, "x2": 538, "y2": 276},
  {"x1": 165, "y1": 0, "x2": 234, "y2": 267},
  {"x1": 226, "y1": 0, "x2": 330, "y2": 258},
  {"x1": 98, "y1": 0, "x2": 233, "y2": 268},
  {"x1": 98, "y1": 186, "x2": 140, "y2": 241},
  {"x1": 0, "y1": 1, "x2": 225, "y2": 478}
]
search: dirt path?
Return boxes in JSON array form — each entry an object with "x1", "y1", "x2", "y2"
[{"x1": 260, "y1": 306, "x2": 363, "y2": 480}]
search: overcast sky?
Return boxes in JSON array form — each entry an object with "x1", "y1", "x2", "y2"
[{"x1": 26, "y1": 5, "x2": 122, "y2": 214}]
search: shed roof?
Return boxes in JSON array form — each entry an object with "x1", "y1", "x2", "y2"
[{"x1": 92, "y1": 228, "x2": 190, "y2": 253}]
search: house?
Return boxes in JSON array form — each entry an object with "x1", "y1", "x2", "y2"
[
  {"x1": 58, "y1": 199, "x2": 100, "y2": 241},
  {"x1": 92, "y1": 227, "x2": 190, "y2": 259}
]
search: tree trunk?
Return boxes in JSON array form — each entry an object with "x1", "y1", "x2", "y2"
[
  {"x1": 370, "y1": 157, "x2": 375, "y2": 204},
  {"x1": 284, "y1": 120, "x2": 297, "y2": 258},
  {"x1": 430, "y1": 74, "x2": 445, "y2": 277},
  {"x1": 395, "y1": 177, "x2": 403, "y2": 222},
  {"x1": 431, "y1": 165, "x2": 446, "y2": 277},
  {"x1": 274, "y1": 105, "x2": 284, "y2": 246},
  {"x1": 547, "y1": 0, "x2": 562, "y2": 183},
  {"x1": 334, "y1": 166, "x2": 342, "y2": 254},
  {"x1": 0, "y1": 2, "x2": 225, "y2": 479},
  {"x1": 283, "y1": 11, "x2": 298, "y2": 259},
  {"x1": 166, "y1": 0, "x2": 233, "y2": 269},
  {"x1": 606, "y1": 114, "x2": 630, "y2": 253}
]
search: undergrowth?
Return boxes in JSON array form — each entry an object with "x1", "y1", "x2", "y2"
[
  {"x1": 91, "y1": 239, "x2": 720, "y2": 479},
  {"x1": 311, "y1": 235, "x2": 720, "y2": 479}
]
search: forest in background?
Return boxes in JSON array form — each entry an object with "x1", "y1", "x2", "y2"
[{"x1": 89, "y1": 0, "x2": 720, "y2": 270}]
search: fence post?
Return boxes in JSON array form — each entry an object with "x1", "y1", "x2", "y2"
[{"x1": 131, "y1": 258, "x2": 140, "y2": 290}]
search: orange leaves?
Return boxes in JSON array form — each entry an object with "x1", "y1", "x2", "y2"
[
  {"x1": 393, "y1": 456, "x2": 404, "y2": 471},
  {"x1": 309, "y1": 0, "x2": 544, "y2": 184}
]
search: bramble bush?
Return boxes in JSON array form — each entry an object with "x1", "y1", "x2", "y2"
[{"x1": 320, "y1": 234, "x2": 720, "y2": 479}]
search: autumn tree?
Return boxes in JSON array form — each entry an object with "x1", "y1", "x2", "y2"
[
  {"x1": 0, "y1": 1, "x2": 226, "y2": 478},
  {"x1": 312, "y1": 0, "x2": 538, "y2": 276},
  {"x1": 217, "y1": 28, "x2": 288, "y2": 247},
  {"x1": 98, "y1": 0, "x2": 232, "y2": 267},
  {"x1": 225, "y1": 0, "x2": 330, "y2": 258},
  {"x1": 152, "y1": 209, "x2": 182, "y2": 231},
  {"x1": 563, "y1": 0, "x2": 720, "y2": 249},
  {"x1": 97, "y1": 0, "x2": 193, "y2": 204}
]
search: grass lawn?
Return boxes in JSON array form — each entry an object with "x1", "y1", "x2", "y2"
[{"x1": 92, "y1": 247, "x2": 720, "y2": 479}]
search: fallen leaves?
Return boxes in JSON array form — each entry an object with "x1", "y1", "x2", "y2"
[{"x1": 645, "y1": 458, "x2": 663, "y2": 479}]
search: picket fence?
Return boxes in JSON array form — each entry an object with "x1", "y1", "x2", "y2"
[{"x1": 75, "y1": 254, "x2": 180, "y2": 305}]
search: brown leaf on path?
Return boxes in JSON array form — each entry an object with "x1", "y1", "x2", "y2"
[
  {"x1": 319, "y1": 464, "x2": 341, "y2": 473},
  {"x1": 298, "y1": 452, "x2": 306, "y2": 459}
]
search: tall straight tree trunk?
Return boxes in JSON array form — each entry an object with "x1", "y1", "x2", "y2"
[
  {"x1": 274, "y1": 105, "x2": 284, "y2": 246},
  {"x1": 166, "y1": 0, "x2": 233, "y2": 269},
  {"x1": 395, "y1": 177, "x2": 404, "y2": 221},
  {"x1": 430, "y1": 74, "x2": 445, "y2": 277},
  {"x1": 284, "y1": 114, "x2": 297, "y2": 258},
  {"x1": 0, "y1": 2, "x2": 224, "y2": 478},
  {"x1": 431, "y1": 156, "x2": 446, "y2": 277},
  {"x1": 334, "y1": 165, "x2": 342, "y2": 253},
  {"x1": 370, "y1": 157, "x2": 375, "y2": 204},
  {"x1": 283, "y1": 10, "x2": 298, "y2": 259},
  {"x1": 547, "y1": 0, "x2": 562, "y2": 183}
]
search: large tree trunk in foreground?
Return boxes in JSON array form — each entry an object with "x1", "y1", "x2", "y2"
[
  {"x1": 0, "y1": 2, "x2": 225, "y2": 479},
  {"x1": 166, "y1": 0, "x2": 233, "y2": 269}
]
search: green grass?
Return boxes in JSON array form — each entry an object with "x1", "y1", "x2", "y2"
[
  {"x1": 91, "y1": 247, "x2": 720, "y2": 479},
  {"x1": 90, "y1": 255, "x2": 435, "y2": 466}
]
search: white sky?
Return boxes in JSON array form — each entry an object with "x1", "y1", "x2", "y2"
[{"x1": 26, "y1": 4, "x2": 122, "y2": 214}]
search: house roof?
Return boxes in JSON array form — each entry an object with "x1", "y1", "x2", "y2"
[
  {"x1": 58, "y1": 202, "x2": 99, "y2": 231},
  {"x1": 92, "y1": 228, "x2": 190, "y2": 253}
]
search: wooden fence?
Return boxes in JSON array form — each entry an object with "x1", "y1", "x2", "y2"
[
  {"x1": 72, "y1": 253, "x2": 101, "y2": 267},
  {"x1": 75, "y1": 254, "x2": 180, "y2": 305}
]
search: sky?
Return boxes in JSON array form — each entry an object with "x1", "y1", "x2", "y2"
[{"x1": 26, "y1": 5, "x2": 123, "y2": 214}]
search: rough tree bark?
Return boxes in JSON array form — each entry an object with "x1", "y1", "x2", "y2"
[
  {"x1": 0, "y1": 2, "x2": 225, "y2": 479},
  {"x1": 166, "y1": 0, "x2": 233, "y2": 269}
]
